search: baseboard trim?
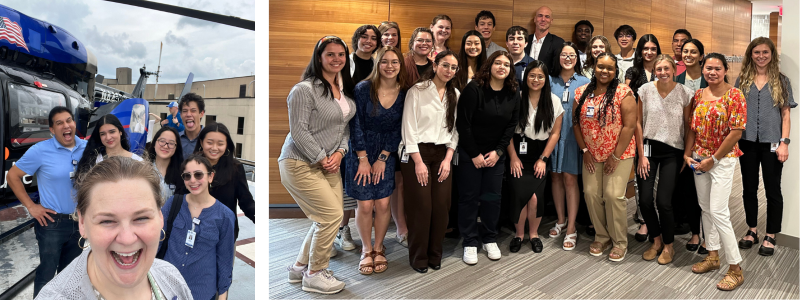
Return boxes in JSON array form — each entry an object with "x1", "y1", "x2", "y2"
[
  {"x1": 269, "y1": 207, "x2": 307, "y2": 219},
  {"x1": 776, "y1": 233, "x2": 799, "y2": 250}
]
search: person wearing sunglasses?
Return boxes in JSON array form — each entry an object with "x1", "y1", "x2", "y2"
[
  {"x1": 456, "y1": 51, "x2": 519, "y2": 265},
  {"x1": 194, "y1": 123, "x2": 255, "y2": 240},
  {"x1": 160, "y1": 154, "x2": 235, "y2": 300},
  {"x1": 76, "y1": 114, "x2": 143, "y2": 178},
  {"x1": 148, "y1": 126, "x2": 185, "y2": 200}
]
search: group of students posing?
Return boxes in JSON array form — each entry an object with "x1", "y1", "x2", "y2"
[
  {"x1": 279, "y1": 6, "x2": 795, "y2": 295},
  {"x1": 13, "y1": 93, "x2": 255, "y2": 299}
]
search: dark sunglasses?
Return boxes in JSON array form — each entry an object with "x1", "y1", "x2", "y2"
[{"x1": 181, "y1": 171, "x2": 211, "y2": 181}]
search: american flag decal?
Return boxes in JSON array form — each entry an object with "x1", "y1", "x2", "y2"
[{"x1": 0, "y1": 17, "x2": 28, "y2": 52}]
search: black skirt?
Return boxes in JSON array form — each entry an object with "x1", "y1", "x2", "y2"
[{"x1": 507, "y1": 135, "x2": 548, "y2": 220}]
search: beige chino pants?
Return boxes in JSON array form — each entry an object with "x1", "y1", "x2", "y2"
[
  {"x1": 583, "y1": 158, "x2": 634, "y2": 250},
  {"x1": 279, "y1": 158, "x2": 343, "y2": 271}
]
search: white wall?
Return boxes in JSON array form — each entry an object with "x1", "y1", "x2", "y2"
[{"x1": 780, "y1": 0, "x2": 799, "y2": 238}]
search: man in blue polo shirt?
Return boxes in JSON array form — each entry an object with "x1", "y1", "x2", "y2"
[
  {"x1": 7, "y1": 106, "x2": 87, "y2": 297},
  {"x1": 162, "y1": 101, "x2": 185, "y2": 132}
]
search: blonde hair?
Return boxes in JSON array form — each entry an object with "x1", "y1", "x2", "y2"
[
  {"x1": 739, "y1": 37, "x2": 787, "y2": 107},
  {"x1": 366, "y1": 46, "x2": 408, "y2": 114},
  {"x1": 654, "y1": 54, "x2": 677, "y2": 73}
]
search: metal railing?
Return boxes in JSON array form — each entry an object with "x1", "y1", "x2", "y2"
[{"x1": 237, "y1": 158, "x2": 255, "y2": 181}]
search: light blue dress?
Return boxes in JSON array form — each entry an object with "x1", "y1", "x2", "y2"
[{"x1": 549, "y1": 73, "x2": 590, "y2": 175}]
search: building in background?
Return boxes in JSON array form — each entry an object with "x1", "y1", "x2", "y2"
[{"x1": 102, "y1": 68, "x2": 255, "y2": 161}]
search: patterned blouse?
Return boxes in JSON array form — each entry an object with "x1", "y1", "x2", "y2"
[
  {"x1": 690, "y1": 88, "x2": 747, "y2": 158},
  {"x1": 576, "y1": 83, "x2": 637, "y2": 162}
]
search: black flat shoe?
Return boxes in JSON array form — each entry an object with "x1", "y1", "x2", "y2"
[
  {"x1": 758, "y1": 235, "x2": 776, "y2": 256},
  {"x1": 586, "y1": 226, "x2": 596, "y2": 237},
  {"x1": 635, "y1": 225, "x2": 648, "y2": 242},
  {"x1": 531, "y1": 237, "x2": 543, "y2": 253},
  {"x1": 686, "y1": 242, "x2": 700, "y2": 252},
  {"x1": 738, "y1": 230, "x2": 759, "y2": 249},
  {"x1": 428, "y1": 263, "x2": 441, "y2": 270},
  {"x1": 698, "y1": 244, "x2": 709, "y2": 255},
  {"x1": 411, "y1": 266, "x2": 428, "y2": 273},
  {"x1": 510, "y1": 237, "x2": 523, "y2": 253}
]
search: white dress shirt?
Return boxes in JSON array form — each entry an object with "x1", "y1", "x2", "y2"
[
  {"x1": 400, "y1": 80, "x2": 460, "y2": 153},
  {"x1": 529, "y1": 33, "x2": 546, "y2": 60},
  {"x1": 516, "y1": 93, "x2": 564, "y2": 140}
]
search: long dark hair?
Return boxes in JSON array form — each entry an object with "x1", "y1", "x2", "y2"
[
  {"x1": 147, "y1": 126, "x2": 184, "y2": 186},
  {"x1": 551, "y1": 42, "x2": 583, "y2": 76},
  {"x1": 193, "y1": 122, "x2": 240, "y2": 186},
  {"x1": 473, "y1": 51, "x2": 518, "y2": 93},
  {"x1": 454, "y1": 30, "x2": 486, "y2": 91},
  {"x1": 574, "y1": 52, "x2": 620, "y2": 127},
  {"x1": 629, "y1": 34, "x2": 661, "y2": 94},
  {"x1": 419, "y1": 50, "x2": 459, "y2": 132},
  {"x1": 302, "y1": 36, "x2": 355, "y2": 100},
  {"x1": 701, "y1": 53, "x2": 730, "y2": 83},
  {"x1": 77, "y1": 114, "x2": 131, "y2": 176},
  {"x1": 519, "y1": 60, "x2": 554, "y2": 134}
]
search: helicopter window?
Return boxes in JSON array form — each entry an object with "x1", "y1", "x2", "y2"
[{"x1": 8, "y1": 83, "x2": 67, "y2": 147}]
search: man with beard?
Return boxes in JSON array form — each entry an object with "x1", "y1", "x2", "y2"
[
  {"x1": 179, "y1": 93, "x2": 206, "y2": 158},
  {"x1": 572, "y1": 20, "x2": 594, "y2": 64}
]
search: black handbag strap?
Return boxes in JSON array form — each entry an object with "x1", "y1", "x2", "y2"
[{"x1": 156, "y1": 194, "x2": 184, "y2": 260}]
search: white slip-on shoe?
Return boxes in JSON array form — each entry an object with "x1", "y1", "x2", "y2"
[{"x1": 463, "y1": 246, "x2": 478, "y2": 265}]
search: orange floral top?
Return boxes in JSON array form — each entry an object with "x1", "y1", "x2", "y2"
[
  {"x1": 576, "y1": 84, "x2": 637, "y2": 162},
  {"x1": 690, "y1": 88, "x2": 747, "y2": 158}
]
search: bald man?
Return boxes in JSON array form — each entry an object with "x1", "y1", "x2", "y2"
[{"x1": 524, "y1": 6, "x2": 565, "y2": 72}]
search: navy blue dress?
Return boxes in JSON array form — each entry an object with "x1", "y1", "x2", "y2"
[{"x1": 344, "y1": 81, "x2": 405, "y2": 200}]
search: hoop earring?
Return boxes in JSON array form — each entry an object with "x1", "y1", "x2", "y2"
[
  {"x1": 78, "y1": 236, "x2": 89, "y2": 250},
  {"x1": 224, "y1": 149, "x2": 231, "y2": 157},
  {"x1": 160, "y1": 229, "x2": 166, "y2": 242}
]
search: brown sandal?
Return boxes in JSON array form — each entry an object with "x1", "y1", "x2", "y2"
[
  {"x1": 716, "y1": 267, "x2": 744, "y2": 291},
  {"x1": 359, "y1": 250, "x2": 375, "y2": 275},
  {"x1": 692, "y1": 255, "x2": 720, "y2": 274},
  {"x1": 589, "y1": 241, "x2": 611, "y2": 256},
  {"x1": 373, "y1": 245, "x2": 388, "y2": 273}
]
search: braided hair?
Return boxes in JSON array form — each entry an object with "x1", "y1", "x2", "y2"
[{"x1": 573, "y1": 52, "x2": 620, "y2": 127}]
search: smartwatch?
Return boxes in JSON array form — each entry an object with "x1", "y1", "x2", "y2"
[
  {"x1": 581, "y1": 148, "x2": 589, "y2": 154},
  {"x1": 378, "y1": 153, "x2": 389, "y2": 162},
  {"x1": 539, "y1": 155, "x2": 549, "y2": 163},
  {"x1": 496, "y1": 149, "x2": 505, "y2": 157},
  {"x1": 781, "y1": 138, "x2": 791, "y2": 145}
]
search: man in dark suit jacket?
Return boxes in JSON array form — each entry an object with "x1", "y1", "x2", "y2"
[{"x1": 524, "y1": 6, "x2": 565, "y2": 72}]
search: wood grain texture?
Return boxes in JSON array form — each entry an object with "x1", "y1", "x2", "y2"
[
  {"x1": 729, "y1": 0, "x2": 752, "y2": 79},
  {"x1": 711, "y1": 0, "x2": 735, "y2": 56},
  {"x1": 650, "y1": 0, "x2": 686, "y2": 58},
  {"x1": 603, "y1": 0, "x2": 652, "y2": 54},
  {"x1": 685, "y1": 0, "x2": 713, "y2": 52}
]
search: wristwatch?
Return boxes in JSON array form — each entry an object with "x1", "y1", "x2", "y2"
[
  {"x1": 378, "y1": 153, "x2": 389, "y2": 162},
  {"x1": 581, "y1": 148, "x2": 589, "y2": 154},
  {"x1": 781, "y1": 138, "x2": 791, "y2": 145},
  {"x1": 539, "y1": 155, "x2": 550, "y2": 163},
  {"x1": 712, "y1": 155, "x2": 719, "y2": 165},
  {"x1": 496, "y1": 149, "x2": 505, "y2": 157}
]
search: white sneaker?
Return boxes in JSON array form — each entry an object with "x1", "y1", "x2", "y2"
[
  {"x1": 335, "y1": 227, "x2": 356, "y2": 251},
  {"x1": 302, "y1": 269, "x2": 345, "y2": 294},
  {"x1": 396, "y1": 232, "x2": 408, "y2": 248},
  {"x1": 483, "y1": 243, "x2": 501, "y2": 260},
  {"x1": 287, "y1": 264, "x2": 306, "y2": 283},
  {"x1": 463, "y1": 247, "x2": 478, "y2": 265}
]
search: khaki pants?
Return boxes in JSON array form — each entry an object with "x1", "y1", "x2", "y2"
[
  {"x1": 583, "y1": 158, "x2": 634, "y2": 250},
  {"x1": 279, "y1": 158, "x2": 343, "y2": 271}
]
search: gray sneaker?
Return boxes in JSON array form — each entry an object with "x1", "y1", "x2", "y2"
[
  {"x1": 287, "y1": 264, "x2": 306, "y2": 283},
  {"x1": 330, "y1": 246, "x2": 338, "y2": 258},
  {"x1": 335, "y1": 226, "x2": 356, "y2": 250},
  {"x1": 396, "y1": 232, "x2": 408, "y2": 248},
  {"x1": 302, "y1": 269, "x2": 345, "y2": 294}
]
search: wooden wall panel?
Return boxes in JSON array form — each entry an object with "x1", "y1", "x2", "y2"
[
  {"x1": 650, "y1": 0, "x2": 686, "y2": 58},
  {"x1": 584, "y1": 0, "x2": 605, "y2": 40},
  {"x1": 603, "y1": 0, "x2": 652, "y2": 54},
  {"x1": 389, "y1": 0, "x2": 514, "y2": 55},
  {"x1": 685, "y1": 0, "x2": 714, "y2": 52},
  {"x1": 729, "y1": 0, "x2": 752, "y2": 79},
  {"x1": 711, "y1": 0, "x2": 735, "y2": 55}
]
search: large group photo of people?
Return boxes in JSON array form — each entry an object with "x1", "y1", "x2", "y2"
[
  {"x1": 16, "y1": 94, "x2": 255, "y2": 299},
  {"x1": 277, "y1": 5, "x2": 795, "y2": 295}
]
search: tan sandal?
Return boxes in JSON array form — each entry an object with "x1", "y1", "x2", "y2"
[
  {"x1": 589, "y1": 241, "x2": 611, "y2": 256},
  {"x1": 359, "y1": 251, "x2": 374, "y2": 275},
  {"x1": 608, "y1": 247, "x2": 627, "y2": 262},
  {"x1": 373, "y1": 245, "x2": 388, "y2": 273},
  {"x1": 692, "y1": 255, "x2": 720, "y2": 274},
  {"x1": 716, "y1": 267, "x2": 744, "y2": 291}
]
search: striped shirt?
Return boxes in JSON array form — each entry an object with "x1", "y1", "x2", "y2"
[
  {"x1": 279, "y1": 78, "x2": 357, "y2": 164},
  {"x1": 736, "y1": 77, "x2": 798, "y2": 143}
]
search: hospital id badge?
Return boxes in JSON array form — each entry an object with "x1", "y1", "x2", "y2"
[
  {"x1": 400, "y1": 148, "x2": 409, "y2": 163},
  {"x1": 643, "y1": 144, "x2": 651, "y2": 157},
  {"x1": 771, "y1": 143, "x2": 779, "y2": 152},
  {"x1": 562, "y1": 90, "x2": 569, "y2": 103},
  {"x1": 520, "y1": 138, "x2": 528, "y2": 155},
  {"x1": 586, "y1": 105, "x2": 595, "y2": 118},
  {"x1": 185, "y1": 230, "x2": 196, "y2": 248},
  {"x1": 453, "y1": 148, "x2": 459, "y2": 166}
]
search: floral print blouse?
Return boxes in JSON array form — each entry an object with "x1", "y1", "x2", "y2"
[
  {"x1": 576, "y1": 83, "x2": 637, "y2": 162},
  {"x1": 690, "y1": 88, "x2": 747, "y2": 158}
]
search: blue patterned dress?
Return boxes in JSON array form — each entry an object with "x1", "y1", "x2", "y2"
[{"x1": 344, "y1": 81, "x2": 405, "y2": 200}]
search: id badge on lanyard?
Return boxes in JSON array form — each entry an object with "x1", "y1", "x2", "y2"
[
  {"x1": 185, "y1": 218, "x2": 201, "y2": 248},
  {"x1": 643, "y1": 141, "x2": 651, "y2": 157},
  {"x1": 519, "y1": 136, "x2": 528, "y2": 154},
  {"x1": 586, "y1": 104, "x2": 595, "y2": 118},
  {"x1": 771, "y1": 143, "x2": 779, "y2": 152},
  {"x1": 400, "y1": 147, "x2": 409, "y2": 163},
  {"x1": 70, "y1": 160, "x2": 77, "y2": 179},
  {"x1": 561, "y1": 81, "x2": 571, "y2": 103}
]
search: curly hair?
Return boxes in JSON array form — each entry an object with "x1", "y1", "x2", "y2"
[
  {"x1": 472, "y1": 51, "x2": 518, "y2": 93},
  {"x1": 351, "y1": 24, "x2": 380, "y2": 54},
  {"x1": 739, "y1": 37, "x2": 788, "y2": 107}
]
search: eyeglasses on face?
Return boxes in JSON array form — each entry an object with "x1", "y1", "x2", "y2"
[
  {"x1": 181, "y1": 171, "x2": 211, "y2": 181},
  {"x1": 415, "y1": 38, "x2": 433, "y2": 44},
  {"x1": 560, "y1": 54, "x2": 577, "y2": 60},
  {"x1": 157, "y1": 138, "x2": 177, "y2": 149},
  {"x1": 438, "y1": 62, "x2": 459, "y2": 72},
  {"x1": 618, "y1": 34, "x2": 633, "y2": 39}
]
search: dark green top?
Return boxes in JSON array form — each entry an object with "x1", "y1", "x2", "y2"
[{"x1": 674, "y1": 72, "x2": 707, "y2": 91}]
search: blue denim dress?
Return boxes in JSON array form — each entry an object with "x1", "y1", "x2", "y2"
[{"x1": 549, "y1": 73, "x2": 590, "y2": 175}]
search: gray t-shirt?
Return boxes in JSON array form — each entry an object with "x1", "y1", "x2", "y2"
[
  {"x1": 485, "y1": 41, "x2": 507, "y2": 58},
  {"x1": 640, "y1": 82, "x2": 694, "y2": 149}
]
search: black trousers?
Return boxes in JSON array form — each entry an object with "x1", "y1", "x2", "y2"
[
  {"x1": 739, "y1": 140, "x2": 784, "y2": 233},
  {"x1": 457, "y1": 148, "x2": 505, "y2": 247},
  {"x1": 674, "y1": 166, "x2": 702, "y2": 235},
  {"x1": 636, "y1": 154, "x2": 680, "y2": 244}
]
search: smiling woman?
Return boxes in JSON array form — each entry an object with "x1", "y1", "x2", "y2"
[{"x1": 35, "y1": 156, "x2": 193, "y2": 299}]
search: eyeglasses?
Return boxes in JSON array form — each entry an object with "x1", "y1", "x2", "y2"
[
  {"x1": 438, "y1": 62, "x2": 459, "y2": 72},
  {"x1": 156, "y1": 138, "x2": 177, "y2": 149},
  {"x1": 617, "y1": 34, "x2": 633, "y2": 39},
  {"x1": 527, "y1": 74, "x2": 546, "y2": 81},
  {"x1": 181, "y1": 171, "x2": 211, "y2": 181},
  {"x1": 415, "y1": 38, "x2": 433, "y2": 44},
  {"x1": 560, "y1": 54, "x2": 577, "y2": 60}
]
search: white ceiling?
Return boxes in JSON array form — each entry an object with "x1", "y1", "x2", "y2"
[{"x1": 750, "y1": 0, "x2": 782, "y2": 15}]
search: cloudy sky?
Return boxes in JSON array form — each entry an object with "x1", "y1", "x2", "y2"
[{"x1": 3, "y1": 0, "x2": 255, "y2": 83}]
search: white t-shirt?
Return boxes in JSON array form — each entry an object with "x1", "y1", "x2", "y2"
[{"x1": 516, "y1": 93, "x2": 564, "y2": 140}]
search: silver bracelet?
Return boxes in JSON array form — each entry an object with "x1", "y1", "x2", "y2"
[
  {"x1": 358, "y1": 155, "x2": 368, "y2": 160},
  {"x1": 610, "y1": 153, "x2": 621, "y2": 162}
]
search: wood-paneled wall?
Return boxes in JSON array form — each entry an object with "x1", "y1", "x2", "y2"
[{"x1": 269, "y1": 0, "x2": 752, "y2": 205}]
